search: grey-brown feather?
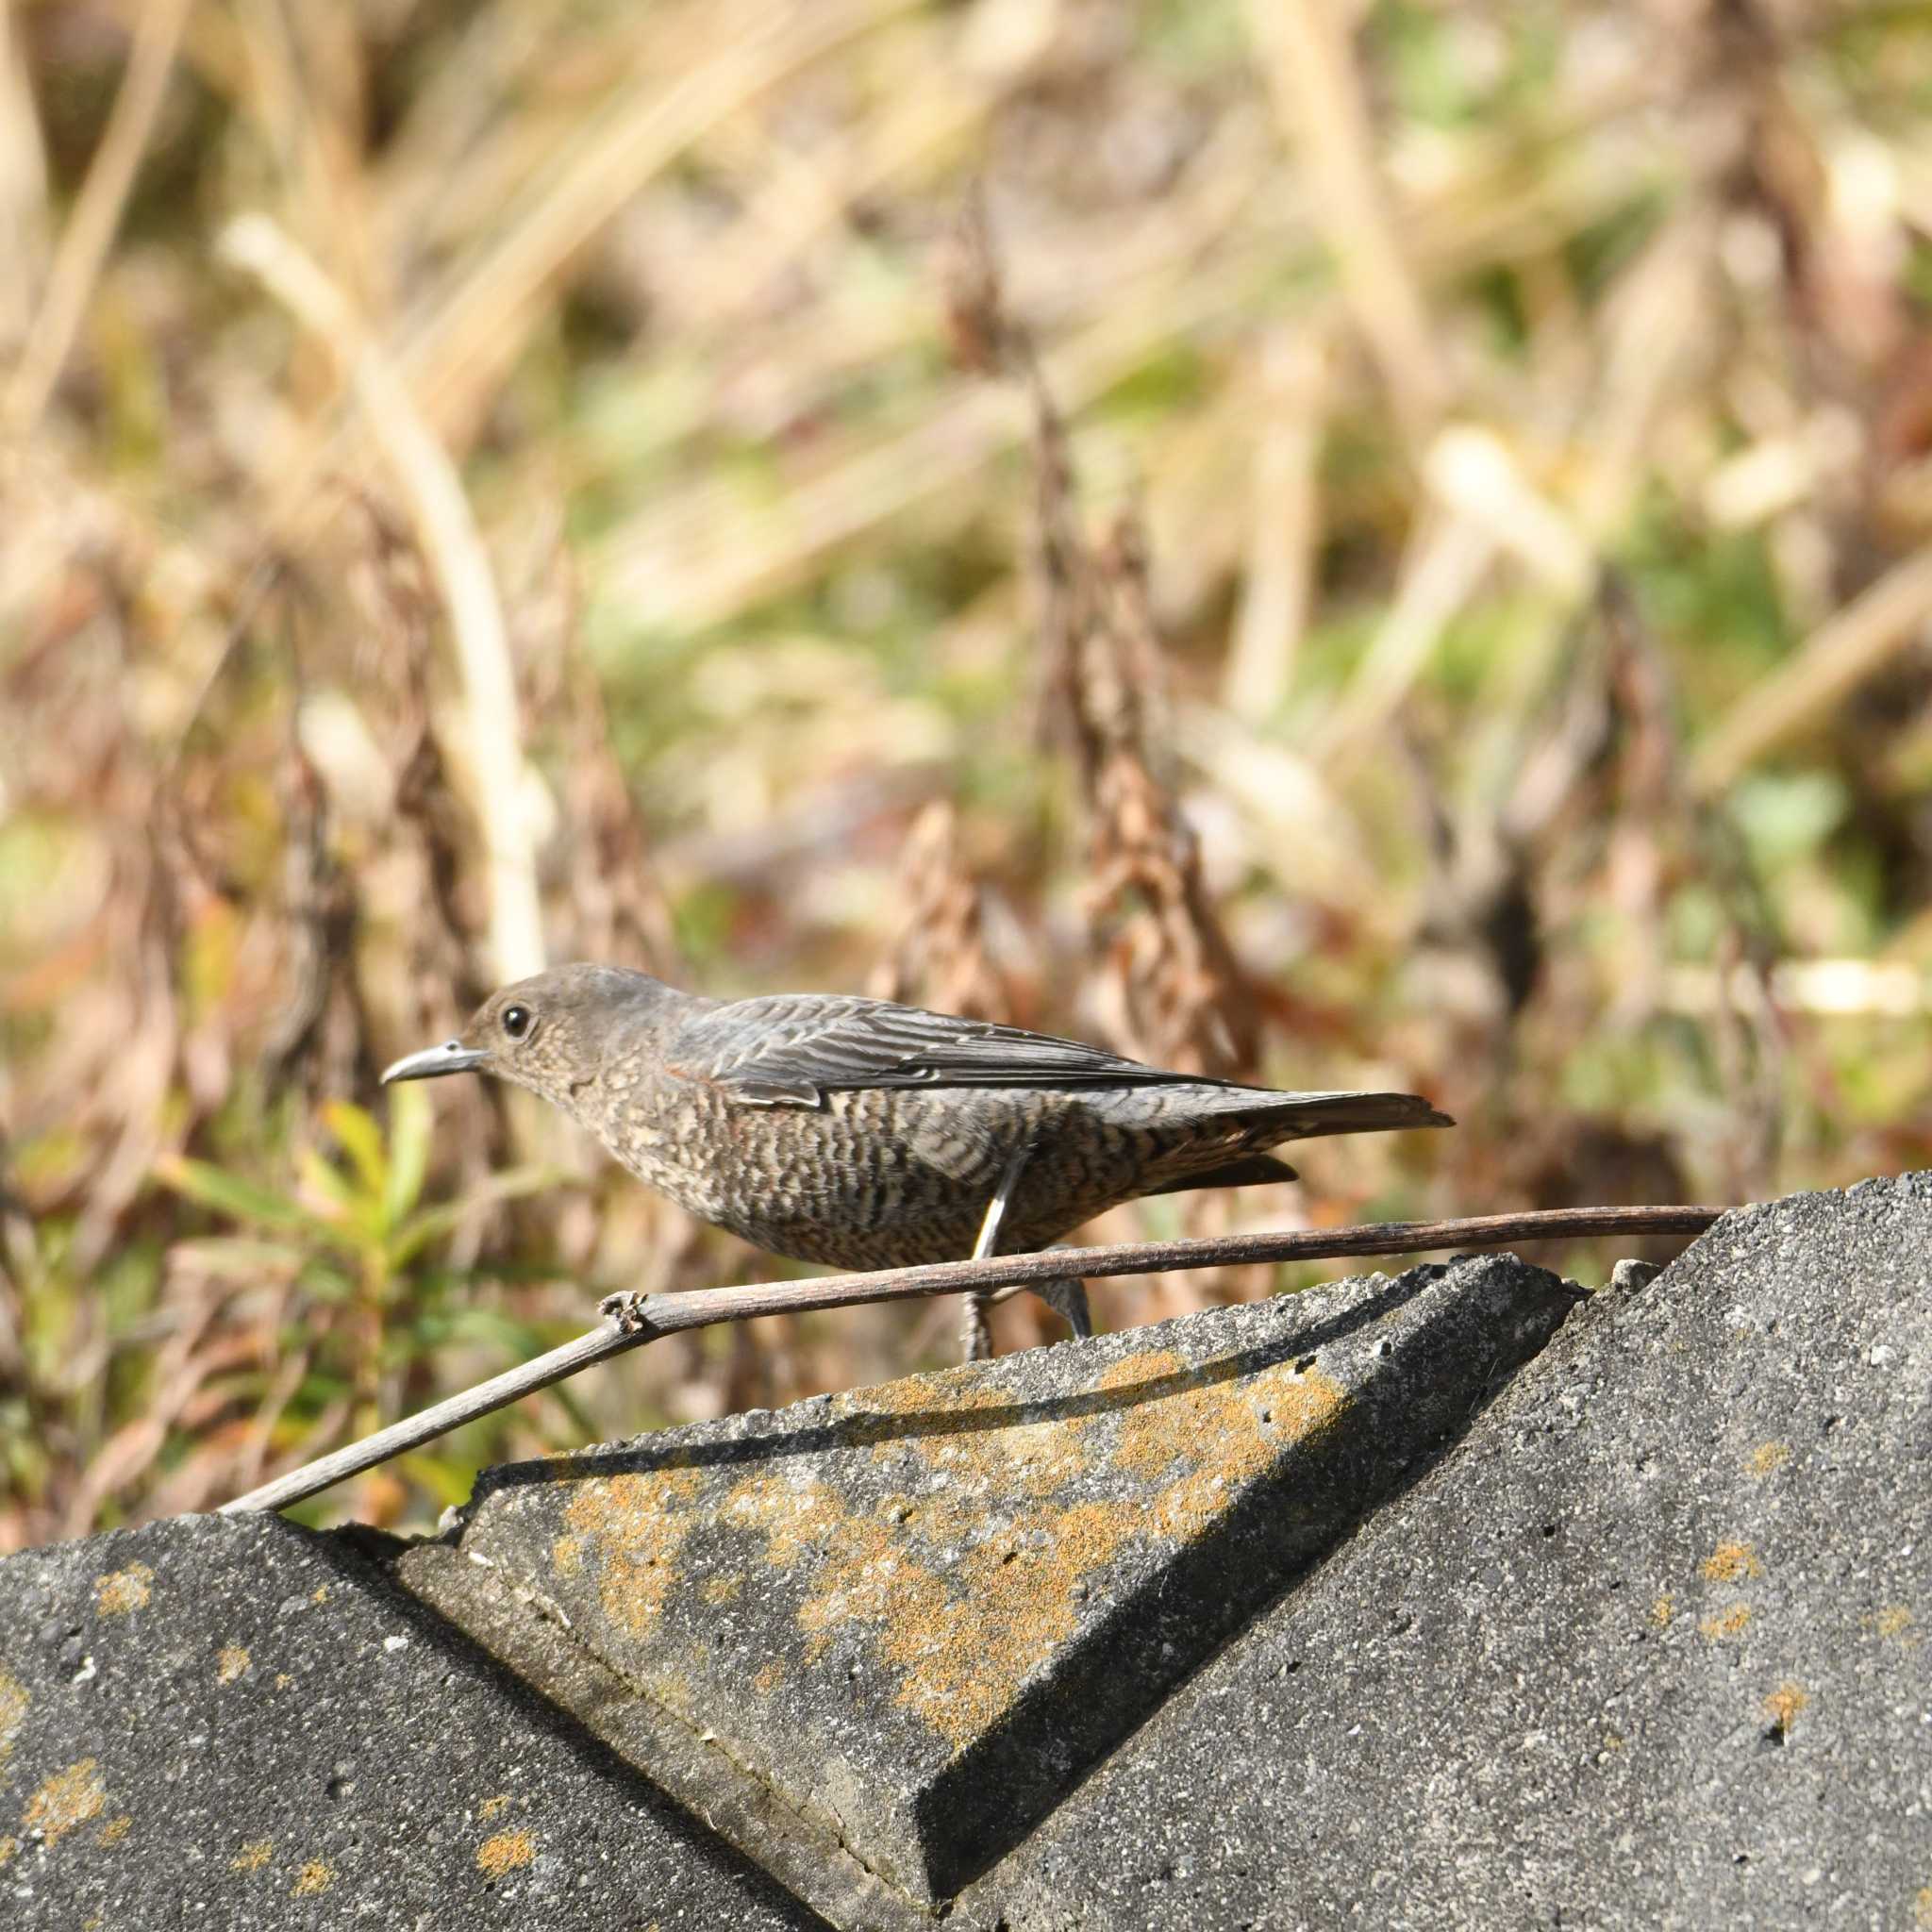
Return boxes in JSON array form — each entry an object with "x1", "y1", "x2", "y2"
[
  {"x1": 1143, "y1": 1153, "x2": 1301, "y2": 1195},
  {"x1": 443, "y1": 966, "x2": 1452, "y2": 1274},
  {"x1": 667, "y1": 992, "x2": 1242, "y2": 1100}
]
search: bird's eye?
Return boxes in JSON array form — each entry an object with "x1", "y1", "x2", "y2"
[{"x1": 501, "y1": 1004, "x2": 533, "y2": 1041}]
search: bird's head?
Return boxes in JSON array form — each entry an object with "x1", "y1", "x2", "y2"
[{"x1": 381, "y1": 963, "x2": 669, "y2": 1108}]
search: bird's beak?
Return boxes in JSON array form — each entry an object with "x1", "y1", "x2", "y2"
[{"x1": 380, "y1": 1040, "x2": 486, "y2": 1085}]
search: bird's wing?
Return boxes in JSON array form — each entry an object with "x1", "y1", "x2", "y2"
[{"x1": 667, "y1": 994, "x2": 1205, "y2": 1106}]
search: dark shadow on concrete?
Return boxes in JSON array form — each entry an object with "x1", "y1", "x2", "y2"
[
  {"x1": 455, "y1": 1260, "x2": 1581, "y2": 1900},
  {"x1": 474, "y1": 1268, "x2": 1435, "y2": 1501},
  {"x1": 298, "y1": 1520, "x2": 838, "y2": 1928},
  {"x1": 916, "y1": 1274, "x2": 1577, "y2": 1896}
]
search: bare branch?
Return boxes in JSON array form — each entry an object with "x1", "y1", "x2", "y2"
[
  {"x1": 1691, "y1": 544, "x2": 1932, "y2": 796},
  {"x1": 219, "y1": 212, "x2": 546, "y2": 989},
  {"x1": 6, "y1": 0, "x2": 192, "y2": 433},
  {"x1": 221, "y1": 1204, "x2": 1724, "y2": 1516}
]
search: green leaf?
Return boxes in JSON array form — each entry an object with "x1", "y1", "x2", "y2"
[
  {"x1": 388, "y1": 1166, "x2": 558, "y2": 1269},
  {"x1": 399, "y1": 1451, "x2": 486, "y2": 1512},
  {"x1": 418, "y1": 1303, "x2": 558, "y2": 1357},
  {"x1": 155, "y1": 1156, "x2": 334, "y2": 1240},
  {"x1": 382, "y1": 1083, "x2": 432, "y2": 1230},
  {"x1": 293, "y1": 1259, "x2": 358, "y2": 1306},
  {"x1": 168, "y1": 1236, "x2": 306, "y2": 1280},
  {"x1": 323, "y1": 1101, "x2": 388, "y2": 1201},
  {"x1": 296, "y1": 1148, "x2": 370, "y2": 1238},
  {"x1": 1728, "y1": 771, "x2": 1847, "y2": 870}
]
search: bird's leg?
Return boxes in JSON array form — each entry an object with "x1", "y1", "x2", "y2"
[
  {"x1": 961, "y1": 1137, "x2": 1032, "y2": 1362},
  {"x1": 958, "y1": 1291, "x2": 994, "y2": 1363},
  {"x1": 960, "y1": 1139, "x2": 1092, "y2": 1357}
]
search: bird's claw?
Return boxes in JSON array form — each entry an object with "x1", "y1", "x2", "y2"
[
  {"x1": 966, "y1": 1277, "x2": 1092, "y2": 1359},
  {"x1": 598, "y1": 1291, "x2": 655, "y2": 1335},
  {"x1": 1034, "y1": 1277, "x2": 1092, "y2": 1340}
]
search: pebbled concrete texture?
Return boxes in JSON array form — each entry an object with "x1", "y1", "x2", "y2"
[
  {"x1": 399, "y1": 1253, "x2": 1581, "y2": 1907},
  {"x1": 8, "y1": 1175, "x2": 1926, "y2": 1931},
  {"x1": 978, "y1": 1174, "x2": 1932, "y2": 1931},
  {"x1": 0, "y1": 1511, "x2": 824, "y2": 1931}
]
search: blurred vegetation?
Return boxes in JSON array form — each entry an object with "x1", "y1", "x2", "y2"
[{"x1": 4, "y1": 0, "x2": 1932, "y2": 1549}]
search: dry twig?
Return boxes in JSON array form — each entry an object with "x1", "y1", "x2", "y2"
[
  {"x1": 1241, "y1": 0, "x2": 1447, "y2": 438},
  {"x1": 5, "y1": 0, "x2": 193, "y2": 432},
  {"x1": 222, "y1": 1202, "x2": 1724, "y2": 1516},
  {"x1": 220, "y1": 213, "x2": 546, "y2": 989}
]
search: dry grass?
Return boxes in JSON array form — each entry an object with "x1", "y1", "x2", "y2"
[{"x1": 5, "y1": 0, "x2": 1932, "y2": 1546}]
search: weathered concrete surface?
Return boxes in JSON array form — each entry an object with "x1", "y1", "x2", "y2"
[
  {"x1": 978, "y1": 1174, "x2": 1932, "y2": 1930},
  {"x1": 14, "y1": 1175, "x2": 1920, "y2": 1931},
  {"x1": 399, "y1": 1254, "x2": 1580, "y2": 1907},
  {"x1": 0, "y1": 1512, "x2": 824, "y2": 1930}
]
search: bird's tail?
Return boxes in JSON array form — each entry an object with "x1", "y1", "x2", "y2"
[
  {"x1": 1232, "y1": 1089, "x2": 1454, "y2": 1143},
  {"x1": 1140, "y1": 1090, "x2": 1449, "y2": 1201}
]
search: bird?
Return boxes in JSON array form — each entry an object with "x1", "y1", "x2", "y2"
[{"x1": 381, "y1": 963, "x2": 1452, "y2": 1356}]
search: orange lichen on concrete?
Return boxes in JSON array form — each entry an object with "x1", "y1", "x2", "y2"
[
  {"x1": 1700, "y1": 1542, "x2": 1763, "y2": 1584},
  {"x1": 1870, "y1": 1605, "x2": 1917, "y2": 1642},
  {"x1": 216, "y1": 1645, "x2": 251, "y2": 1684},
  {"x1": 477, "y1": 1828, "x2": 536, "y2": 1877},
  {"x1": 93, "y1": 1562, "x2": 154, "y2": 1616},
  {"x1": 714, "y1": 1342, "x2": 1353, "y2": 1750},
  {"x1": 721, "y1": 1470, "x2": 843, "y2": 1572},
  {"x1": 1117, "y1": 1353, "x2": 1346, "y2": 1544},
  {"x1": 229, "y1": 1839, "x2": 274, "y2": 1872},
  {"x1": 551, "y1": 1536, "x2": 583, "y2": 1578},
  {"x1": 842, "y1": 1375, "x2": 1092, "y2": 1527},
  {"x1": 0, "y1": 1836, "x2": 17, "y2": 1870},
  {"x1": 1651, "y1": 1594, "x2": 1674, "y2": 1627},
  {"x1": 840, "y1": 1364, "x2": 1004, "y2": 1436},
  {"x1": 1699, "y1": 1605, "x2": 1753, "y2": 1641},
  {"x1": 25, "y1": 1758, "x2": 107, "y2": 1846},
  {"x1": 96, "y1": 1815, "x2": 132, "y2": 1847},
  {"x1": 1747, "y1": 1441, "x2": 1791, "y2": 1478},
  {"x1": 0, "y1": 1668, "x2": 27, "y2": 1764},
  {"x1": 477, "y1": 1794, "x2": 511, "y2": 1822},
  {"x1": 719, "y1": 1461, "x2": 1110, "y2": 1734},
  {"x1": 558, "y1": 1465, "x2": 707, "y2": 1637},
  {"x1": 1761, "y1": 1682, "x2": 1808, "y2": 1731},
  {"x1": 291, "y1": 1859, "x2": 333, "y2": 1895},
  {"x1": 782, "y1": 1491, "x2": 901, "y2": 1659},
  {"x1": 890, "y1": 1496, "x2": 1148, "y2": 1745},
  {"x1": 753, "y1": 1661, "x2": 786, "y2": 1695},
  {"x1": 1108, "y1": 1350, "x2": 1343, "y2": 1480},
  {"x1": 1915, "y1": 1884, "x2": 1932, "y2": 1929}
]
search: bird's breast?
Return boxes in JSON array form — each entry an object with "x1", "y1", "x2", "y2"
[
  {"x1": 591, "y1": 1078, "x2": 1091, "y2": 1265},
  {"x1": 584, "y1": 1074, "x2": 1254, "y2": 1271}
]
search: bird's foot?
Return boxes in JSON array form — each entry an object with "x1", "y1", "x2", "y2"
[
  {"x1": 968, "y1": 1276, "x2": 1092, "y2": 1357},
  {"x1": 598, "y1": 1291, "x2": 655, "y2": 1335},
  {"x1": 988, "y1": 1276, "x2": 1092, "y2": 1341},
  {"x1": 1034, "y1": 1277, "x2": 1092, "y2": 1340}
]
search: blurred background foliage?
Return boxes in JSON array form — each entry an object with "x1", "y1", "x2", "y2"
[{"x1": 4, "y1": 0, "x2": 1932, "y2": 1548}]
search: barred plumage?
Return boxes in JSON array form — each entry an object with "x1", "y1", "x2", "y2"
[{"x1": 383, "y1": 963, "x2": 1452, "y2": 1285}]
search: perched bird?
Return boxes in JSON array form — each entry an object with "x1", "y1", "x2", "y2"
[{"x1": 381, "y1": 964, "x2": 1451, "y2": 1354}]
